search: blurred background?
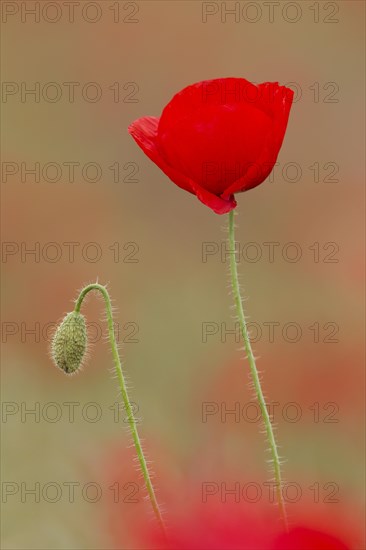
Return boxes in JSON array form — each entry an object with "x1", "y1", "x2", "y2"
[{"x1": 1, "y1": 1, "x2": 364, "y2": 548}]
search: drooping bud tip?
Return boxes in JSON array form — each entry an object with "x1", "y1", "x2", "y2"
[{"x1": 51, "y1": 311, "x2": 87, "y2": 375}]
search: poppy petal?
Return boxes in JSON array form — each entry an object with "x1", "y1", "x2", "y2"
[{"x1": 128, "y1": 116, "x2": 194, "y2": 194}]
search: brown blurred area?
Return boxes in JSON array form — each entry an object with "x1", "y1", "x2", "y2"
[{"x1": 1, "y1": 1, "x2": 364, "y2": 548}]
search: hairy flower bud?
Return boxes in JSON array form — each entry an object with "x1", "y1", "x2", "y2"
[{"x1": 52, "y1": 311, "x2": 87, "y2": 374}]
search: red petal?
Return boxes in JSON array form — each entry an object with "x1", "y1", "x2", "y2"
[
  {"x1": 158, "y1": 91, "x2": 272, "y2": 195},
  {"x1": 128, "y1": 116, "x2": 236, "y2": 214},
  {"x1": 222, "y1": 82, "x2": 294, "y2": 198},
  {"x1": 192, "y1": 185, "x2": 237, "y2": 214},
  {"x1": 128, "y1": 116, "x2": 193, "y2": 194},
  {"x1": 159, "y1": 78, "x2": 260, "y2": 127}
]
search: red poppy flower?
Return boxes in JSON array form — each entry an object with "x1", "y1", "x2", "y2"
[
  {"x1": 136, "y1": 508, "x2": 352, "y2": 550},
  {"x1": 128, "y1": 78, "x2": 293, "y2": 214},
  {"x1": 273, "y1": 527, "x2": 350, "y2": 550},
  {"x1": 104, "y1": 446, "x2": 359, "y2": 550}
]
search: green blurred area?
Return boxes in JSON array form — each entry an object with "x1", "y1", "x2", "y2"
[{"x1": 1, "y1": 1, "x2": 365, "y2": 548}]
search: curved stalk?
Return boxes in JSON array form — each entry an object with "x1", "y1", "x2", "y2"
[{"x1": 227, "y1": 211, "x2": 288, "y2": 530}]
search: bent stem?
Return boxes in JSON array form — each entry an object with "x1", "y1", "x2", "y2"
[
  {"x1": 74, "y1": 283, "x2": 166, "y2": 537},
  {"x1": 227, "y1": 211, "x2": 288, "y2": 530}
]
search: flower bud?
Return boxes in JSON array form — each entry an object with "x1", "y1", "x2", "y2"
[{"x1": 52, "y1": 311, "x2": 87, "y2": 374}]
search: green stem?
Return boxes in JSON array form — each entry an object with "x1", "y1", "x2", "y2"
[
  {"x1": 227, "y1": 211, "x2": 288, "y2": 530},
  {"x1": 75, "y1": 283, "x2": 166, "y2": 537}
]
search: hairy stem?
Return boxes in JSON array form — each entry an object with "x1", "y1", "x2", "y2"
[
  {"x1": 227, "y1": 211, "x2": 288, "y2": 530},
  {"x1": 75, "y1": 283, "x2": 166, "y2": 537}
]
